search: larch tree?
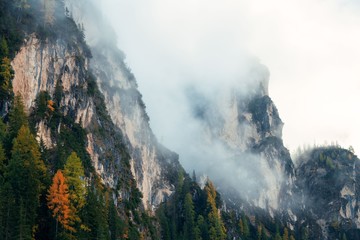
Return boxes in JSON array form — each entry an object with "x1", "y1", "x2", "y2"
[
  {"x1": 204, "y1": 180, "x2": 226, "y2": 240},
  {"x1": 47, "y1": 170, "x2": 73, "y2": 235},
  {"x1": 283, "y1": 227, "x2": 289, "y2": 240},
  {"x1": 63, "y1": 152, "x2": 86, "y2": 226}
]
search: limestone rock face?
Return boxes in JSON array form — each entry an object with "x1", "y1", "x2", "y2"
[
  {"x1": 63, "y1": 0, "x2": 181, "y2": 208},
  {"x1": 12, "y1": 35, "x2": 92, "y2": 128},
  {"x1": 11, "y1": 28, "x2": 180, "y2": 209}
]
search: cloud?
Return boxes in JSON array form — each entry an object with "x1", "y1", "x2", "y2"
[
  {"x1": 98, "y1": 0, "x2": 360, "y2": 157},
  {"x1": 81, "y1": 0, "x2": 360, "y2": 210}
]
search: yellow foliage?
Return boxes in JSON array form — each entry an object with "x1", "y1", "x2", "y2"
[{"x1": 47, "y1": 99, "x2": 55, "y2": 112}]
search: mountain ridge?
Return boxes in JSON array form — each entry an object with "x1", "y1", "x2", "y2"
[{"x1": 0, "y1": 0, "x2": 359, "y2": 239}]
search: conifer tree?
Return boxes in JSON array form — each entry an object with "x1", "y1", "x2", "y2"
[
  {"x1": 0, "y1": 118, "x2": 6, "y2": 143},
  {"x1": 47, "y1": 170, "x2": 73, "y2": 234},
  {"x1": 283, "y1": 227, "x2": 289, "y2": 240},
  {"x1": 0, "y1": 143, "x2": 6, "y2": 238},
  {"x1": 257, "y1": 224, "x2": 262, "y2": 240},
  {"x1": 0, "y1": 143, "x2": 5, "y2": 181},
  {"x1": 7, "y1": 95, "x2": 27, "y2": 149},
  {"x1": 274, "y1": 225, "x2": 282, "y2": 240},
  {"x1": 301, "y1": 227, "x2": 309, "y2": 240},
  {"x1": 0, "y1": 183, "x2": 17, "y2": 239},
  {"x1": 0, "y1": 37, "x2": 9, "y2": 58},
  {"x1": 204, "y1": 180, "x2": 226, "y2": 240},
  {"x1": 63, "y1": 152, "x2": 86, "y2": 226},
  {"x1": 7, "y1": 125, "x2": 46, "y2": 239},
  {"x1": 0, "y1": 56, "x2": 14, "y2": 109},
  {"x1": 80, "y1": 187, "x2": 110, "y2": 239},
  {"x1": 239, "y1": 215, "x2": 250, "y2": 239},
  {"x1": 197, "y1": 215, "x2": 208, "y2": 240},
  {"x1": 184, "y1": 193, "x2": 196, "y2": 240}
]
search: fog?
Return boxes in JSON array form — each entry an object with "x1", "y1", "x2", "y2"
[
  {"x1": 99, "y1": 0, "x2": 360, "y2": 157},
  {"x1": 66, "y1": 0, "x2": 360, "y2": 209}
]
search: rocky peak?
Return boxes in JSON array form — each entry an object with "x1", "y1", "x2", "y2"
[
  {"x1": 184, "y1": 61, "x2": 294, "y2": 214},
  {"x1": 294, "y1": 147, "x2": 360, "y2": 239}
]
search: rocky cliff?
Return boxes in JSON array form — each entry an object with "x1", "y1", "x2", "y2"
[
  {"x1": 294, "y1": 147, "x2": 360, "y2": 239},
  {"x1": 10, "y1": 3, "x2": 180, "y2": 211},
  {"x1": 186, "y1": 63, "x2": 294, "y2": 214},
  {"x1": 72, "y1": 0, "x2": 181, "y2": 209}
]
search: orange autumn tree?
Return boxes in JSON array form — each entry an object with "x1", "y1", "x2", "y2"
[{"x1": 47, "y1": 170, "x2": 74, "y2": 234}]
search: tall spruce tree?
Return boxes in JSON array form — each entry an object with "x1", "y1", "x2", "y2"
[
  {"x1": 7, "y1": 125, "x2": 46, "y2": 239},
  {"x1": 6, "y1": 95, "x2": 27, "y2": 153},
  {"x1": 184, "y1": 193, "x2": 196, "y2": 240}
]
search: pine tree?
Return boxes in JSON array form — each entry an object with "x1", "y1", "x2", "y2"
[
  {"x1": 0, "y1": 118, "x2": 6, "y2": 143},
  {"x1": 0, "y1": 183, "x2": 17, "y2": 240},
  {"x1": 7, "y1": 125, "x2": 46, "y2": 239},
  {"x1": 275, "y1": 232, "x2": 282, "y2": 240},
  {"x1": 184, "y1": 193, "x2": 196, "y2": 240},
  {"x1": 158, "y1": 205, "x2": 171, "y2": 240},
  {"x1": 7, "y1": 95, "x2": 27, "y2": 152},
  {"x1": 80, "y1": 187, "x2": 110, "y2": 239},
  {"x1": 257, "y1": 224, "x2": 262, "y2": 240},
  {"x1": 0, "y1": 143, "x2": 5, "y2": 181},
  {"x1": 0, "y1": 37, "x2": 9, "y2": 58},
  {"x1": 47, "y1": 170, "x2": 73, "y2": 234},
  {"x1": 301, "y1": 227, "x2": 309, "y2": 240},
  {"x1": 197, "y1": 215, "x2": 208, "y2": 240},
  {"x1": 108, "y1": 200, "x2": 125, "y2": 240},
  {"x1": 262, "y1": 226, "x2": 268, "y2": 240},
  {"x1": 341, "y1": 233, "x2": 347, "y2": 240},
  {"x1": 192, "y1": 170, "x2": 197, "y2": 182},
  {"x1": 0, "y1": 144, "x2": 6, "y2": 237},
  {"x1": 274, "y1": 225, "x2": 282, "y2": 240},
  {"x1": 239, "y1": 215, "x2": 250, "y2": 238},
  {"x1": 63, "y1": 152, "x2": 86, "y2": 226}
]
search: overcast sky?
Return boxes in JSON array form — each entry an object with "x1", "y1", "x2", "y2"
[{"x1": 99, "y1": 0, "x2": 360, "y2": 157}]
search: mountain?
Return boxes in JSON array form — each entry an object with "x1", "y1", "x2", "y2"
[
  {"x1": 0, "y1": 0, "x2": 359, "y2": 239},
  {"x1": 293, "y1": 147, "x2": 360, "y2": 239}
]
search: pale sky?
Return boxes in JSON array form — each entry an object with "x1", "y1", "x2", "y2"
[{"x1": 100, "y1": 0, "x2": 360, "y2": 157}]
